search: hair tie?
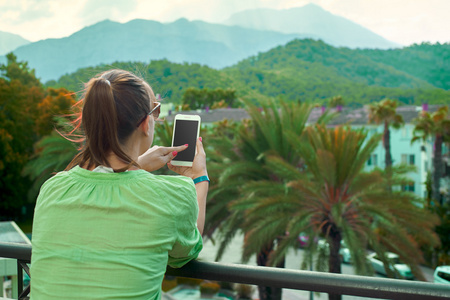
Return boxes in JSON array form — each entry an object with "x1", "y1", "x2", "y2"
[{"x1": 105, "y1": 79, "x2": 111, "y2": 86}]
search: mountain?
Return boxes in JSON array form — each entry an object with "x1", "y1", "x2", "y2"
[
  {"x1": 222, "y1": 39, "x2": 449, "y2": 105},
  {"x1": 229, "y1": 39, "x2": 434, "y2": 89},
  {"x1": 50, "y1": 39, "x2": 450, "y2": 107},
  {"x1": 357, "y1": 43, "x2": 450, "y2": 90},
  {"x1": 224, "y1": 4, "x2": 400, "y2": 50},
  {"x1": 6, "y1": 18, "x2": 307, "y2": 82},
  {"x1": 0, "y1": 31, "x2": 30, "y2": 55}
]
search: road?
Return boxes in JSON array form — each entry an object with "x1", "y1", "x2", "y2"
[{"x1": 198, "y1": 234, "x2": 436, "y2": 300}]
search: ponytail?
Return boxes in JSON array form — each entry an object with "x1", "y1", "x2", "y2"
[{"x1": 65, "y1": 70, "x2": 151, "y2": 172}]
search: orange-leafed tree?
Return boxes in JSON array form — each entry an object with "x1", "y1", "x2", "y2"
[
  {"x1": 35, "y1": 88, "x2": 77, "y2": 136},
  {"x1": 0, "y1": 53, "x2": 44, "y2": 219}
]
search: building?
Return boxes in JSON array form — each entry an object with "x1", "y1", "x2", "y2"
[{"x1": 163, "y1": 105, "x2": 449, "y2": 199}]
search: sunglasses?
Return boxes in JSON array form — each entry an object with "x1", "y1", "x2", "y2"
[
  {"x1": 137, "y1": 102, "x2": 161, "y2": 127},
  {"x1": 149, "y1": 102, "x2": 161, "y2": 119}
]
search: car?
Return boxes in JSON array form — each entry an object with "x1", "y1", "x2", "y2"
[
  {"x1": 316, "y1": 239, "x2": 352, "y2": 264},
  {"x1": 367, "y1": 252, "x2": 414, "y2": 279},
  {"x1": 434, "y1": 265, "x2": 450, "y2": 284},
  {"x1": 339, "y1": 241, "x2": 352, "y2": 264}
]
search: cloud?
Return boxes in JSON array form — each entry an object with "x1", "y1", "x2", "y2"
[
  {"x1": 0, "y1": 0, "x2": 54, "y2": 25},
  {"x1": 78, "y1": 0, "x2": 138, "y2": 25},
  {"x1": 0, "y1": 0, "x2": 448, "y2": 44}
]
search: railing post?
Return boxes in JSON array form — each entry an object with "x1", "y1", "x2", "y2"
[{"x1": 17, "y1": 260, "x2": 23, "y2": 298}]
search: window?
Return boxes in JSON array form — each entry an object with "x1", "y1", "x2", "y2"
[
  {"x1": 401, "y1": 183, "x2": 415, "y2": 192},
  {"x1": 367, "y1": 154, "x2": 378, "y2": 166},
  {"x1": 401, "y1": 154, "x2": 415, "y2": 165},
  {"x1": 437, "y1": 271, "x2": 450, "y2": 282},
  {"x1": 401, "y1": 127, "x2": 408, "y2": 138}
]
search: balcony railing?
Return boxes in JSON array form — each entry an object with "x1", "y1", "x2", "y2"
[{"x1": 1, "y1": 242, "x2": 449, "y2": 300}]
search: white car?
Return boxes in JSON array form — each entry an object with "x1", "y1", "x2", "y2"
[
  {"x1": 434, "y1": 265, "x2": 450, "y2": 284},
  {"x1": 317, "y1": 239, "x2": 352, "y2": 264},
  {"x1": 340, "y1": 246, "x2": 352, "y2": 264},
  {"x1": 367, "y1": 252, "x2": 414, "y2": 279}
]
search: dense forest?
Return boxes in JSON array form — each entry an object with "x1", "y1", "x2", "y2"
[
  {"x1": 47, "y1": 39, "x2": 450, "y2": 107},
  {"x1": 358, "y1": 42, "x2": 450, "y2": 90}
]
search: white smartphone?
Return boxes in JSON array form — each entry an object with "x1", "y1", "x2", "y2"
[{"x1": 171, "y1": 114, "x2": 201, "y2": 167}]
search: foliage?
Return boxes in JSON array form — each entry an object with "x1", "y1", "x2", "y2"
[
  {"x1": 23, "y1": 127, "x2": 78, "y2": 200},
  {"x1": 205, "y1": 98, "x2": 332, "y2": 300},
  {"x1": 235, "y1": 125, "x2": 439, "y2": 288},
  {"x1": 48, "y1": 60, "x2": 238, "y2": 105},
  {"x1": 182, "y1": 87, "x2": 238, "y2": 110},
  {"x1": 48, "y1": 40, "x2": 450, "y2": 107},
  {"x1": 199, "y1": 281, "x2": 221, "y2": 294},
  {"x1": 368, "y1": 98, "x2": 404, "y2": 169},
  {"x1": 328, "y1": 96, "x2": 344, "y2": 108},
  {"x1": 0, "y1": 53, "x2": 79, "y2": 218},
  {"x1": 411, "y1": 106, "x2": 450, "y2": 203},
  {"x1": 0, "y1": 53, "x2": 44, "y2": 218},
  {"x1": 411, "y1": 106, "x2": 450, "y2": 145},
  {"x1": 234, "y1": 284, "x2": 254, "y2": 300},
  {"x1": 359, "y1": 42, "x2": 450, "y2": 90}
]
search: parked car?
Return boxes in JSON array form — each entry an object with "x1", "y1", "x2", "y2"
[
  {"x1": 434, "y1": 265, "x2": 450, "y2": 284},
  {"x1": 316, "y1": 239, "x2": 352, "y2": 264},
  {"x1": 339, "y1": 241, "x2": 352, "y2": 264},
  {"x1": 367, "y1": 252, "x2": 414, "y2": 279}
]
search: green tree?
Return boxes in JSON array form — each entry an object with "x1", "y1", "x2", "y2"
[
  {"x1": 328, "y1": 96, "x2": 344, "y2": 108},
  {"x1": 411, "y1": 106, "x2": 450, "y2": 203},
  {"x1": 206, "y1": 98, "x2": 331, "y2": 300},
  {"x1": 234, "y1": 125, "x2": 439, "y2": 300},
  {"x1": 0, "y1": 53, "x2": 44, "y2": 219},
  {"x1": 368, "y1": 99, "x2": 404, "y2": 170},
  {"x1": 24, "y1": 129, "x2": 78, "y2": 199},
  {"x1": 182, "y1": 87, "x2": 238, "y2": 110}
]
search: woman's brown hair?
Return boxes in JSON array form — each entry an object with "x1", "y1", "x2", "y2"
[{"x1": 65, "y1": 69, "x2": 152, "y2": 172}]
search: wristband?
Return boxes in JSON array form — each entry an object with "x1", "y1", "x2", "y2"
[{"x1": 193, "y1": 175, "x2": 210, "y2": 185}]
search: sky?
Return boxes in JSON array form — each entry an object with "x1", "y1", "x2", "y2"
[{"x1": 0, "y1": 0, "x2": 449, "y2": 46}]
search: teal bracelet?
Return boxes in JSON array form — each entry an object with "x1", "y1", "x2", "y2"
[{"x1": 193, "y1": 175, "x2": 210, "y2": 185}]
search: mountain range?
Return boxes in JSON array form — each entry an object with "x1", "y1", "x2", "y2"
[
  {"x1": 224, "y1": 4, "x2": 400, "y2": 49},
  {"x1": 0, "y1": 31, "x2": 30, "y2": 56},
  {"x1": 50, "y1": 39, "x2": 449, "y2": 107},
  {"x1": 1, "y1": 4, "x2": 401, "y2": 82}
]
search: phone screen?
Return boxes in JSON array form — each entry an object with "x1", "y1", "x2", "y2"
[{"x1": 173, "y1": 119, "x2": 199, "y2": 162}]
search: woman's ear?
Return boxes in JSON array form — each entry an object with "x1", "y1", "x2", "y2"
[{"x1": 138, "y1": 115, "x2": 150, "y2": 136}]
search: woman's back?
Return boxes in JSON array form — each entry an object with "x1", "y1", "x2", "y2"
[{"x1": 30, "y1": 166, "x2": 203, "y2": 299}]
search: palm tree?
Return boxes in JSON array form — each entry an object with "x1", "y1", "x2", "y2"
[
  {"x1": 412, "y1": 106, "x2": 450, "y2": 204},
  {"x1": 232, "y1": 125, "x2": 440, "y2": 300},
  {"x1": 24, "y1": 130, "x2": 78, "y2": 199},
  {"x1": 206, "y1": 99, "x2": 330, "y2": 300},
  {"x1": 368, "y1": 99, "x2": 404, "y2": 169}
]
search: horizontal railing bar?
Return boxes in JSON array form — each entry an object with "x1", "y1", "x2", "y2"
[
  {"x1": 167, "y1": 261, "x2": 450, "y2": 300},
  {"x1": 0, "y1": 242, "x2": 32, "y2": 261},
  {"x1": 1, "y1": 242, "x2": 449, "y2": 299}
]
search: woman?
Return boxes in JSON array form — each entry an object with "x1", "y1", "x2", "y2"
[{"x1": 30, "y1": 69, "x2": 208, "y2": 299}]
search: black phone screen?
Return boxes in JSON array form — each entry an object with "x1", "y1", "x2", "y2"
[{"x1": 173, "y1": 119, "x2": 199, "y2": 162}]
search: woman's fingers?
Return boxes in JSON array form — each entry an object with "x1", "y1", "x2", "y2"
[{"x1": 166, "y1": 144, "x2": 188, "y2": 155}]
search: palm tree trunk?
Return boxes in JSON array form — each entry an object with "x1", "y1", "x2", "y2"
[
  {"x1": 383, "y1": 121, "x2": 392, "y2": 168},
  {"x1": 256, "y1": 242, "x2": 284, "y2": 300},
  {"x1": 328, "y1": 234, "x2": 342, "y2": 300},
  {"x1": 383, "y1": 122, "x2": 393, "y2": 192},
  {"x1": 433, "y1": 134, "x2": 443, "y2": 204}
]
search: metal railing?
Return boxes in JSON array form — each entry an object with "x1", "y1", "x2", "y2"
[{"x1": 1, "y1": 242, "x2": 450, "y2": 300}]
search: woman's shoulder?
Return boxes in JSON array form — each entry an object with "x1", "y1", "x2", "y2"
[{"x1": 149, "y1": 173, "x2": 194, "y2": 186}]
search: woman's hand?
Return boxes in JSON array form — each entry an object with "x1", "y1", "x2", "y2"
[
  {"x1": 168, "y1": 137, "x2": 207, "y2": 179},
  {"x1": 138, "y1": 144, "x2": 188, "y2": 172}
]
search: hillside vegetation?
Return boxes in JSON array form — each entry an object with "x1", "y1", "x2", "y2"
[{"x1": 48, "y1": 39, "x2": 450, "y2": 106}]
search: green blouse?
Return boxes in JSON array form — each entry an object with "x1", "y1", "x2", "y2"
[{"x1": 30, "y1": 166, "x2": 203, "y2": 300}]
